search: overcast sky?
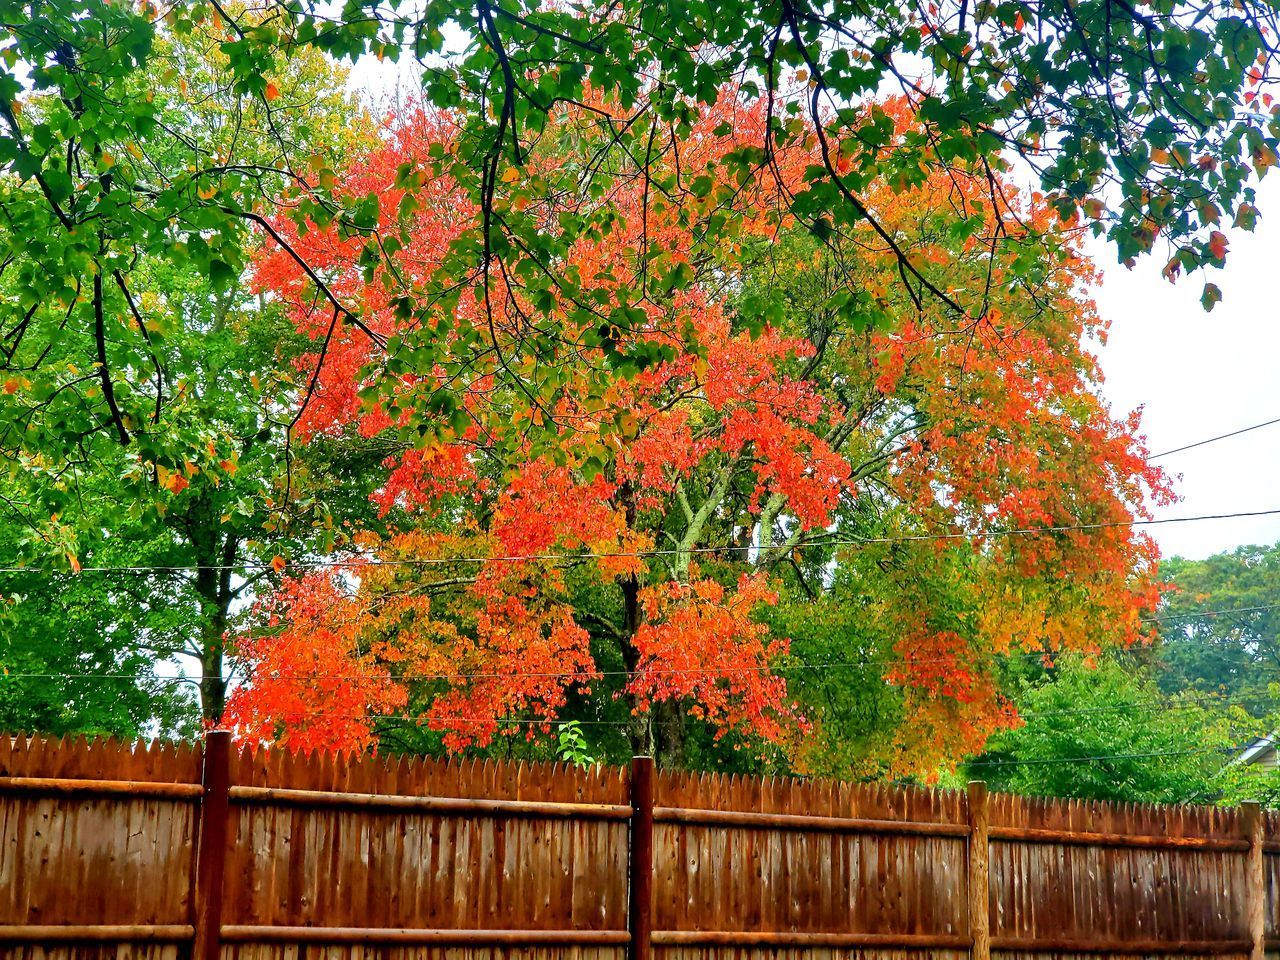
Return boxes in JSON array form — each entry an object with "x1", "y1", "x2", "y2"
[{"x1": 1091, "y1": 178, "x2": 1280, "y2": 560}]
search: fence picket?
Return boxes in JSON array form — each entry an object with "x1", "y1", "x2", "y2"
[{"x1": 0, "y1": 732, "x2": 1274, "y2": 960}]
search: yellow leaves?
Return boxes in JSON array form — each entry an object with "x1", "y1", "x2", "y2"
[
  {"x1": 156, "y1": 465, "x2": 189, "y2": 495},
  {"x1": 616, "y1": 410, "x2": 639, "y2": 439},
  {"x1": 198, "y1": 183, "x2": 218, "y2": 200},
  {"x1": 501, "y1": 166, "x2": 521, "y2": 184},
  {"x1": 1253, "y1": 143, "x2": 1277, "y2": 175},
  {"x1": 99, "y1": 152, "x2": 116, "y2": 170}
]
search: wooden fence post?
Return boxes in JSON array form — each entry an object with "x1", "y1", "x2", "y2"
[
  {"x1": 629, "y1": 756, "x2": 655, "y2": 960},
  {"x1": 193, "y1": 730, "x2": 232, "y2": 960},
  {"x1": 967, "y1": 781, "x2": 991, "y2": 960},
  {"x1": 1243, "y1": 800, "x2": 1265, "y2": 960}
]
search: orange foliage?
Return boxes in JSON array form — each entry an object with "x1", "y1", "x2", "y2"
[
  {"x1": 235, "y1": 94, "x2": 1169, "y2": 773},
  {"x1": 223, "y1": 572, "x2": 407, "y2": 752}
]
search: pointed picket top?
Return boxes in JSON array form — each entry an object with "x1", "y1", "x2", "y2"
[{"x1": 26, "y1": 733, "x2": 49, "y2": 776}]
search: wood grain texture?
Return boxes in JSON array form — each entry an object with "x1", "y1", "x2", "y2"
[
  {"x1": 967, "y1": 782, "x2": 990, "y2": 960},
  {"x1": 651, "y1": 771, "x2": 968, "y2": 943},
  {"x1": 3, "y1": 734, "x2": 1280, "y2": 960},
  {"x1": 0, "y1": 736, "x2": 198, "y2": 931},
  {"x1": 220, "y1": 745, "x2": 629, "y2": 935},
  {"x1": 988, "y1": 793, "x2": 1249, "y2": 950}
]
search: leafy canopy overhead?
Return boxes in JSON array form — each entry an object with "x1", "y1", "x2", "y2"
[{"x1": 0, "y1": 0, "x2": 1276, "y2": 469}]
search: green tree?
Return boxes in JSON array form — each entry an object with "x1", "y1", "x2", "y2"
[
  {"x1": 0, "y1": 546, "x2": 196, "y2": 739},
  {"x1": 970, "y1": 655, "x2": 1260, "y2": 804},
  {"x1": 0, "y1": 24, "x2": 372, "y2": 727},
  {"x1": 1154, "y1": 544, "x2": 1280, "y2": 710}
]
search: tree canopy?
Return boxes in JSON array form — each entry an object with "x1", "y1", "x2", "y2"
[
  {"x1": 221, "y1": 96, "x2": 1171, "y2": 774},
  {"x1": 0, "y1": 0, "x2": 1276, "y2": 782},
  {"x1": 1, "y1": 0, "x2": 1276, "y2": 468}
]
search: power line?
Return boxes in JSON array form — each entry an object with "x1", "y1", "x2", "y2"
[
  {"x1": 1018, "y1": 690, "x2": 1280, "y2": 720},
  {"x1": 233, "y1": 713, "x2": 635, "y2": 728},
  {"x1": 966, "y1": 745, "x2": 1236, "y2": 768},
  {"x1": 1143, "y1": 602, "x2": 1280, "y2": 623},
  {"x1": 1, "y1": 507, "x2": 1279, "y2": 575},
  {"x1": 7, "y1": 602, "x2": 1280, "y2": 685},
  {"x1": 208, "y1": 689, "x2": 1280, "y2": 725},
  {"x1": 1148, "y1": 416, "x2": 1280, "y2": 461}
]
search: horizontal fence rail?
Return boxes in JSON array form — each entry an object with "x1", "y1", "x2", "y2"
[
  {"x1": 1, "y1": 731, "x2": 1278, "y2": 960},
  {"x1": 228, "y1": 782, "x2": 635, "y2": 819}
]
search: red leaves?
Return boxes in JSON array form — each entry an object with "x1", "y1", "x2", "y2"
[
  {"x1": 224, "y1": 572, "x2": 408, "y2": 752},
  {"x1": 1208, "y1": 229, "x2": 1229, "y2": 261},
  {"x1": 423, "y1": 590, "x2": 598, "y2": 751},
  {"x1": 238, "y1": 94, "x2": 1171, "y2": 772},
  {"x1": 628, "y1": 574, "x2": 802, "y2": 743}
]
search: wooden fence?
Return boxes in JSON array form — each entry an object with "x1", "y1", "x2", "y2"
[{"x1": 1, "y1": 731, "x2": 1278, "y2": 959}]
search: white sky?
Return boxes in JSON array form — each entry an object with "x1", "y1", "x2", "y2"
[{"x1": 1091, "y1": 178, "x2": 1280, "y2": 561}]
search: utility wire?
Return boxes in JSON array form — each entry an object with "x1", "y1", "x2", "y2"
[
  {"x1": 7, "y1": 602, "x2": 1280, "y2": 685},
  {"x1": 1, "y1": 507, "x2": 1279, "y2": 575},
  {"x1": 966, "y1": 745, "x2": 1236, "y2": 768},
  {"x1": 1143, "y1": 602, "x2": 1280, "y2": 623},
  {"x1": 1148, "y1": 416, "x2": 1280, "y2": 461},
  {"x1": 1018, "y1": 690, "x2": 1280, "y2": 720}
]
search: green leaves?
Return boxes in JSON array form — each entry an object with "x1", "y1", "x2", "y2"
[
  {"x1": 0, "y1": 0, "x2": 1273, "y2": 553},
  {"x1": 1201, "y1": 282, "x2": 1222, "y2": 312}
]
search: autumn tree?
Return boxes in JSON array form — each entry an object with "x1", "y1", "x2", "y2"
[{"x1": 227, "y1": 97, "x2": 1170, "y2": 775}]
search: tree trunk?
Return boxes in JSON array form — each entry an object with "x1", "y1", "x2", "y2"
[
  {"x1": 191, "y1": 519, "x2": 238, "y2": 726},
  {"x1": 194, "y1": 564, "x2": 230, "y2": 724},
  {"x1": 652, "y1": 700, "x2": 685, "y2": 768},
  {"x1": 619, "y1": 572, "x2": 654, "y2": 757}
]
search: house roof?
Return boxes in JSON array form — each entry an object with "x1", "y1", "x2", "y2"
[{"x1": 1237, "y1": 733, "x2": 1278, "y2": 765}]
